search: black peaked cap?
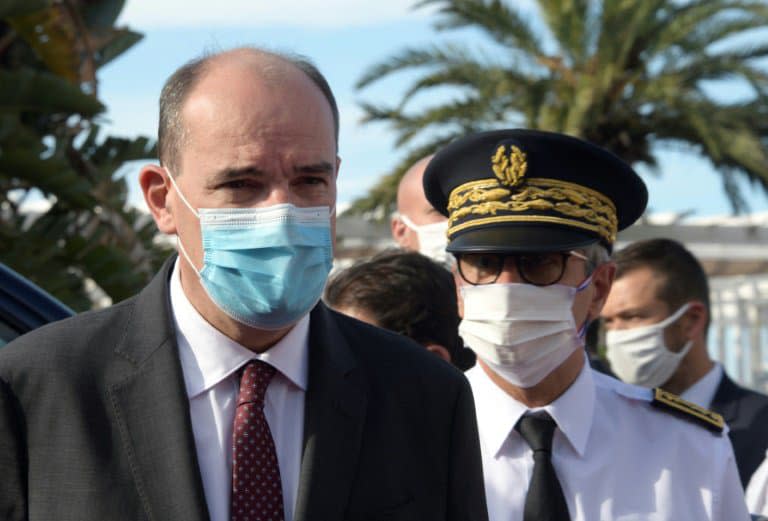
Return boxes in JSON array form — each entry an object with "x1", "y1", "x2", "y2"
[{"x1": 423, "y1": 129, "x2": 647, "y2": 253}]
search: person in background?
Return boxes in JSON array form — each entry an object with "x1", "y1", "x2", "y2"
[
  {"x1": 0, "y1": 47, "x2": 488, "y2": 521},
  {"x1": 601, "y1": 238, "x2": 768, "y2": 488},
  {"x1": 391, "y1": 154, "x2": 451, "y2": 265},
  {"x1": 423, "y1": 128, "x2": 749, "y2": 520},
  {"x1": 325, "y1": 248, "x2": 475, "y2": 370}
]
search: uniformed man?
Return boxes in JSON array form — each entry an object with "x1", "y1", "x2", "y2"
[
  {"x1": 601, "y1": 238, "x2": 768, "y2": 487},
  {"x1": 423, "y1": 129, "x2": 749, "y2": 520}
]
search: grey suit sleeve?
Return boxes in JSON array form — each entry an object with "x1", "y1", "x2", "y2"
[
  {"x1": 447, "y1": 378, "x2": 489, "y2": 521},
  {"x1": 0, "y1": 376, "x2": 27, "y2": 521}
]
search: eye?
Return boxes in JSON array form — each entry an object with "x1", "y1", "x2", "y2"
[
  {"x1": 464, "y1": 253, "x2": 497, "y2": 269},
  {"x1": 300, "y1": 176, "x2": 327, "y2": 185},
  {"x1": 221, "y1": 178, "x2": 259, "y2": 190}
]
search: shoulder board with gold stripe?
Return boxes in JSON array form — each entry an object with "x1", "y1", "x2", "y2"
[{"x1": 651, "y1": 388, "x2": 725, "y2": 433}]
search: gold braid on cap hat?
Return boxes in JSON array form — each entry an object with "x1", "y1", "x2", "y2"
[{"x1": 446, "y1": 144, "x2": 618, "y2": 244}]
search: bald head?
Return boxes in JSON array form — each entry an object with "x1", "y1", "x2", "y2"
[
  {"x1": 396, "y1": 155, "x2": 433, "y2": 216},
  {"x1": 158, "y1": 47, "x2": 339, "y2": 173}
]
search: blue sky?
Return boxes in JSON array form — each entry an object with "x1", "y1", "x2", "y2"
[{"x1": 99, "y1": 0, "x2": 768, "y2": 218}]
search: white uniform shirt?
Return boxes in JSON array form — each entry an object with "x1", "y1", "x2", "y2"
[
  {"x1": 170, "y1": 260, "x2": 308, "y2": 521},
  {"x1": 746, "y1": 453, "x2": 768, "y2": 515},
  {"x1": 467, "y1": 360, "x2": 749, "y2": 521}
]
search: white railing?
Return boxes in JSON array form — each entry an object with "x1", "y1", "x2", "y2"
[{"x1": 710, "y1": 275, "x2": 768, "y2": 391}]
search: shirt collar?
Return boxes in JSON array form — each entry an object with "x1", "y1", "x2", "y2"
[
  {"x1": 680, "y1": 362, "x2": 723, "y2": 409},
  {"x1": 469, "y1": 364, "x2": 529, "y2": 458},
  {"x1": 540, "y1": 358, "x2": 595, "y2": 457},
  {"x1": 470, "y1": 354, "x2": 595, "y2": 458},
  {"x1": 169, "y1": 259, "x2": 309, "y2": 399}
]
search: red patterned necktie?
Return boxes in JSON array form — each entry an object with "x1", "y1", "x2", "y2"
[{"x1": 231, "y1": 360, "x2": 285, "y2": 521}]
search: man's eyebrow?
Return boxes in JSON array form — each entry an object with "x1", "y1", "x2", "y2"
[
  {"x1": 616, "y1": 306, "x2": 646, "y2": 316},
  {"x1": 208, "y1": 162, "x2": 334, "y2": 182},
  {"x1": 293, "y1": 161, "x2": 334, "y2": 174},
  {"x1": 211, "y1": 166, "x2": 266, "y2": 180}
]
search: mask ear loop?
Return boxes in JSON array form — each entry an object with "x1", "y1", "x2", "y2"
[
  {"x1": 654, "y1": 303, "x2": 695, "y2": 357},
  {"x1": 573, "y1": 274, "x2": 594, "y2": 339},
  {"x1": 658, "y1": 302, "x2": 692, "y2": 328},
  {"x1": 398, "y1": 213, "x2": 419, "y2": 231},
  {"x1": 165, "y1": 168, "x2": 202, "y2": 275},
  {"x1": 577, "y1": 320, "x2": 591, "y2": 340},
  {"x1": 399, "y1": 213, "x2": 448, "y2": 233},
  {"x1": 575, "y1": 274, "x2": 593, "y2": 292},
  {"x1": 165, "y1": 168, "x2": 199, "y2": 218}
]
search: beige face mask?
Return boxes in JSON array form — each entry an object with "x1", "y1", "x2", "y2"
[
  {"x1": 605, "y1": 303, "x2": 693, "y2": 388},
  {"x1": 459, "y1": 277, "x2": 591, "y2": 388}
]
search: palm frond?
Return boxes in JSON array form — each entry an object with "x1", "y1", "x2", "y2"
[
  {"x1": 353, "y1": 0, "x2": 768, "y2": 214},
  {"x1": 416, "y1": 0, "x2": 546, "y2": 56}
]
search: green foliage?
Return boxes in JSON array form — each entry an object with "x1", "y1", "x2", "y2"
[
  {"x1": 353, "y1": 0, "x2": 768, "y2": 216},
  {"x1": 0, "y1": 0, "x2": 170, "y2": 311}
]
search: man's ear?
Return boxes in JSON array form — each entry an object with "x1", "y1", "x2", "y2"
[
  {"x1": 139, "y1": 164, "x2": 176, "y2": 235},
  {"x1": 586, "y1": 261, "x2": 616, "y2": 322},
  {"x1": 681, "y1": 300, "x2": 708, "y2": 340},
  {"x1": 391, "y1": 216, "x2": 408, "y2": 247},
  {"x1": 452, "y1": 265, "x2": 465, "y2": 318}
]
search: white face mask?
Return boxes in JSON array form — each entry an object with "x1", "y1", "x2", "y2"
[
  {"x1": 459, "y1": 278, "x2": 591, "y2": 388},
  {"x1": 605, "y1": 303, "x2": 693, "y2": 388},
  {"x1": 398, "y1": 214, "x2": 450, "y2": 265}
]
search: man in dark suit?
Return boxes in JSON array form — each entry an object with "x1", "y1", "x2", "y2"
[
  {"x1": 0, "y1": 47, "x2": 488, "y2": 521},
  {"x1": 601, "y1": 237, "x2": 768, "y2": 487}
]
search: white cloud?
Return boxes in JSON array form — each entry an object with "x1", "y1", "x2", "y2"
[{"x1": 118, "y1": 0, "x2": 434, "y2": 29}]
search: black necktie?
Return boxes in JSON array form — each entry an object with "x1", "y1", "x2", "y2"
[{"x1": 516, "y1": 412, "x2": 570, "y2": 521}]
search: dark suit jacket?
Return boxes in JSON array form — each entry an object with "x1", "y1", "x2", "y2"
[
  {"x1": 0, "y1": 258, "x2": 488, "y2": 521},
  {"x1": 711, "y1": 372, "x2": 768, "y2": 488}
]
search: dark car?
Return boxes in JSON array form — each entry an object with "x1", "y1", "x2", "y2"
[{"x1": 0, "y1": 262, "x2": 74, "y2": 347}]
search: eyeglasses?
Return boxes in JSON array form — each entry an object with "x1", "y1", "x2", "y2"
[{"x1": 456, "y1": 250, "x2": 591, "y2": 286}]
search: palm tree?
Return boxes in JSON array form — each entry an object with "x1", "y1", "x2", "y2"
[
  {"x1": 351, "y1": 0, "x2": 768, "y2": 216},
  {"x1": 1, "y1": 0, "x2": 169, "y2": 310}
]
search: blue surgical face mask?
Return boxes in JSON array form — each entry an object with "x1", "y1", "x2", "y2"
[{"x1": 167, "y1": 170, "x2": 333, "y2": 330}]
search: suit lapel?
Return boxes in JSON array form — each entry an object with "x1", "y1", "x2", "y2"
[
  {"x1": 108, "y1": 257, "x2": 210, "y2": 521},
  {"x1": 294, "y1": 304, "x2": 367, "y2": 521},
  {"x1": 710, "y1": 372, "x2": 741, "y2": 424}
]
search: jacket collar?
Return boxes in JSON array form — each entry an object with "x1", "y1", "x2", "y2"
[
  {"x1": 108, "y1": 255, "x2": 211, "y2": 520},
  {"x1": 293, "y1": 303, "x2": 368, "y2": 521}
]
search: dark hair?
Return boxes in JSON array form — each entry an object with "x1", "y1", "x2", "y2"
[
  {"x1": 157, "y1": 47, "x2": 340, "y2": 172},
  {"x1": 613, "y1": 238, "x2": 710, "y2": 325},
  {"x1": 325, "y1": 249, "x2": 472, "y2": 369}
]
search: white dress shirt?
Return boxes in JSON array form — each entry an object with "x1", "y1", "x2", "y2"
[
  {"x1": 467, "y1": 359, "x2": 749, "y2": 521},
  {"x1": 747, "y1": 453, "x2": 768, "y2": 515},
  {"x1": 170, "y1": 260, "x2": 308, "y2": 521},
  {"x1": 681, "y1": 362, "x2": 723, "y2": 409}
]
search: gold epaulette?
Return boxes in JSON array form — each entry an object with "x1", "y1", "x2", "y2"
[{"x1": 651, "y1": 388, "x2": 725, "y2": 433}]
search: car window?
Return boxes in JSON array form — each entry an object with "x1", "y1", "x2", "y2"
[
  {"x1": 0, "y1": 319, "x2": 18, "y2": 347},
  {"x1": 0, "y1": 262, "x2": 74, "y2": 349}
]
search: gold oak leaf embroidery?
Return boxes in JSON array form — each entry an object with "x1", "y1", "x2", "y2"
[{"x1": 491, "y1": 144, "x2": 527, "y2": 187}]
